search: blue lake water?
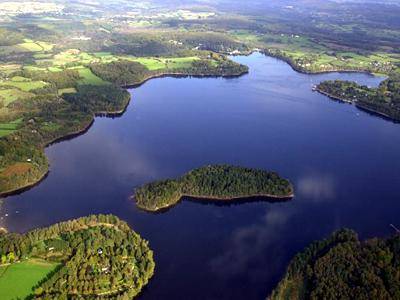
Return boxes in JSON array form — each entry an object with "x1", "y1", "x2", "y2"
[{"x1": 2, "y1": 53, "x2": 399, "y2": 299}]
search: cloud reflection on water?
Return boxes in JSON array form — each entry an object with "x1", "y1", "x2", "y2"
[
  {"x1": 297, "y1": 173, "x2": 336, "y2": 202},
  {"x1": 209, "y1": 206, "x2": 295, "y2": 284}
]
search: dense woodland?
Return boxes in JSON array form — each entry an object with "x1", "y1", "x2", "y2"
[
  {"x1": 90, "y1": 61, "x2": 150, "y2": 86},
  {"x1": 63, "y1": 85, "x2": 130, "y2": 114},
  {"x1": 135, "y1": 165, "x2": 293, "y2": 211},
  {"x1": 317, "y1": 73, "x2": 400, "y2": 121},
  {"x1": 269, "y1": 229, "x2": 400, "y2": 300},
  {"x1": 0, "y1": 214, "x2": 155, "y2": 299}
]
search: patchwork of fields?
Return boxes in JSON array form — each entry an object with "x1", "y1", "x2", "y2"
[{"x1": 0, "y1": 41, "x2": 206, "y2": 138}]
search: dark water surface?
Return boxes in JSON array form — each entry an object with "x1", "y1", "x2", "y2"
[{"x1": 2, "y1": 53, "x2": 399, "y2": 299}]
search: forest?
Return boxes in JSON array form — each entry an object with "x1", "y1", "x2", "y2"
[
  {"x1": 134, "y1": 165, "x2": 293, "y2": 211},
  {"x1": 317, "y1": 73, "x2": 400, "y2": 121},
  {"x1": 269, "y1": 229, "x2": 400, "y2": 300},
  {"x1": 0, "y1": 214, "x2": 155, "y2": 299}
]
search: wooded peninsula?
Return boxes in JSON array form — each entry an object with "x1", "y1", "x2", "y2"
[
  {"x1": 316, "y1": 73, "x2": 400, "y2": 121},
  {"x1": 134, "y1": 165, "x2": 294, "y2": 212},
  {"x1": 269, "y1": 229, "x2": 400, "y2": 300},
  {"x1": 0, "y1": 214, "x2": 155, "y2": 299}
]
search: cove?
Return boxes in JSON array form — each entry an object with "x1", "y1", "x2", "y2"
[{"x1": 1, "y1": 53, "x2": 400, "y2": 299}]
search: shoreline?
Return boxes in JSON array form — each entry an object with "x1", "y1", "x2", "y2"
[
  {"x1": 1, "y1": 69, "x2": 249, "y2": 197},
  {"x1": 315, "y1": 88, "x2": 353, "y2": 104},
  {"x1": 122, "y1": 69, "x2": 249, "y2": 89},
  {"x1": 262, "y1": 50, "x2": 380, "y2": 76},
  {"x1": 316, "y1": 87, "x2": 399, "y2": 122},
  {"x1": 0, "y1": 118, "x2": 95, "y2": 197},
  {"x1": 1, "y1": 52, "x2": 389, "y2": 197},
  {"x1": 135, "y1": 192, "x2": 294, "y2": 213}
]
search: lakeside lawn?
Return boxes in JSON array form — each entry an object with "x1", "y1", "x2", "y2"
[{"x1": 0, "y1": 259, "x2": 59, "y2": 300}]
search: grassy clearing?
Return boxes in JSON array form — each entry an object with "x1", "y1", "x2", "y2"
[
  {"x1": 0, "y1": 259, "x2": 59, "y2": 300},
  {"x1": 17, "y1": 40, "x2": 54, "y2": 52},
  {"x1": 24, "y1": 65, "x2": 48, "y2": 72},
  {"x1": 18, "y1": 42, "x2": 43, "y2": 52},
  {"x1": 230, "y1": 30, "x2": 262, "y2": 44},
  {"x1": 0, "y1": 118, "x2": 22, "y2": 137},
  {"x1": 129, "y1": 56, "x2": 199, "y2": 70},
  {"x1": 52, "y1": 50, "x2": 100, "y2": 66},
  {"x1": 33, "y1": 53, "x2": 53, "y2": 59},
  {"x1": 0, "y1": 88, "x2": 33, "y2": 105},
  {"x1": 41, "y1": 121, "x2": 61, "y2": 132},
  {"x1": 48, "y1": 66, "x2": 63, "y2": 72},
  {"x1": 37, "y1": 41, "x2": 54, "y2": 51},
  {"x1": 72, "y1": 66, "x2": 108, "y2": 85},
  {"x1": 0, "y1": 79, "x2": 48, "y2": 92},
  {"x1": 58, "y1": 87, "x2": 77, "y2": 95},
  {"x1": 0, "y1": 64, "x2": 21, "y2": 76},
  {"x1": 93, "y1": 52, "x2": 112, "y2": 57}
]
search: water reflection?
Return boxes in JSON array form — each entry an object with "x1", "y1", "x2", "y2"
[
  {"x1": 1, "y1": 53, "x2": 398, "y2": 299},
  {"x1": 210, "y1": 206, "x2": 295, "y2": 282},
  {"x1": 297, "y1": 173, "x2": 336, "y2": 202}
]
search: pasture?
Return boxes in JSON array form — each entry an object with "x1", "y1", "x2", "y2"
[
  {"x1": 0, "y1": 118, "x2": 22, "y2": 137},
  {"x1": 0, "y1": 259, "x2": 59, "y2": 300}
]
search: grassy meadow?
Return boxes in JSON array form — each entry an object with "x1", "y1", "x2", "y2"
[
  {"x1": 0, "y1": 259, "x2": 59, "y2": 300},
  {"x1": 0, "y1": 118, "x2": 22, "y2": 137}
]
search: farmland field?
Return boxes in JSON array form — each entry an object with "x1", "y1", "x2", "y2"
[
  {"x1": 0, "y1": 89, "x2": 33, "y2": 105},
  {"x1": 73, "y1": 67, "x2": 108, "y2": 85},
  {"x1": 0, "y1": 259, "x2": 59, "y2": 300},
  {"x1": 0, "y1": 118, "x2": 22, "y2": 137},
  {"x1": 0, "y1": 78, "x2": 48, "y2": 92},
  {"x1": 130, "y1": 56, "x2": 200, "y2": 70}
]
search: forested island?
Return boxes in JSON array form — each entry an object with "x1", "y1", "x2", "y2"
[
  {"x1": 134, "y1": 165, "x2": 294, "y2": 212},
  {"x1": 269, "y1": 229, "x2": 400, "y2": 300},
  {"x1": 316, "y1": 73, "x2": 400, "y2": 121},
  {"x1": 0, "y1": 214, "x2": 155, "y2": 299}
]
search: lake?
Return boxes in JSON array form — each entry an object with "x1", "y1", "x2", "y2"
[{"x1": 2, "y1": 53, "x2": 399, "y2": 299}]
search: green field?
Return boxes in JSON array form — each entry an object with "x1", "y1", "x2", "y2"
[
  {"x1": 52, "y1": 50, "x2": 99, "y2": 66},
  {"x1": 0, "y1": 78, "x2": 48, "y2": 92},
  {"x1": 17, "y1": 42, "x2": 43, "y2": 52},
  {"x1": 0, "y1": 64, "x2": 21, "y2": 76},
  {"x1": 0, "y1": 118, "x2": 22, "y2": 137},
  {"x1": 130, "y1": 56, "x2": 199, "y2": 70},
  {"x1": 58, "y1": 87, "x2": 77, "y2": 95},
  {"x1": 74, "y1": 67, "x2": 108, "y2": 85},
  {"x1": 0, "y1": 88, "x2": 33, "y2": 105},
  {"x1": 17, "y1": 39, "x2": 54, "y2": 52},
  {"x1": 0, "y1": 259, "x2": 59, "y2": 300}
]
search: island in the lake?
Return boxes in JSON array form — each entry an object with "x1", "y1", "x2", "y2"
[
  {"x1": 0, "y1": 214, "x2": 155, "y2": 299},
  {"x1": 134, "y1": 165, "x2": 294, "y2": 212},
  {"x1": 268, "y1": 228, "x2": 400, "y2": 300}
]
